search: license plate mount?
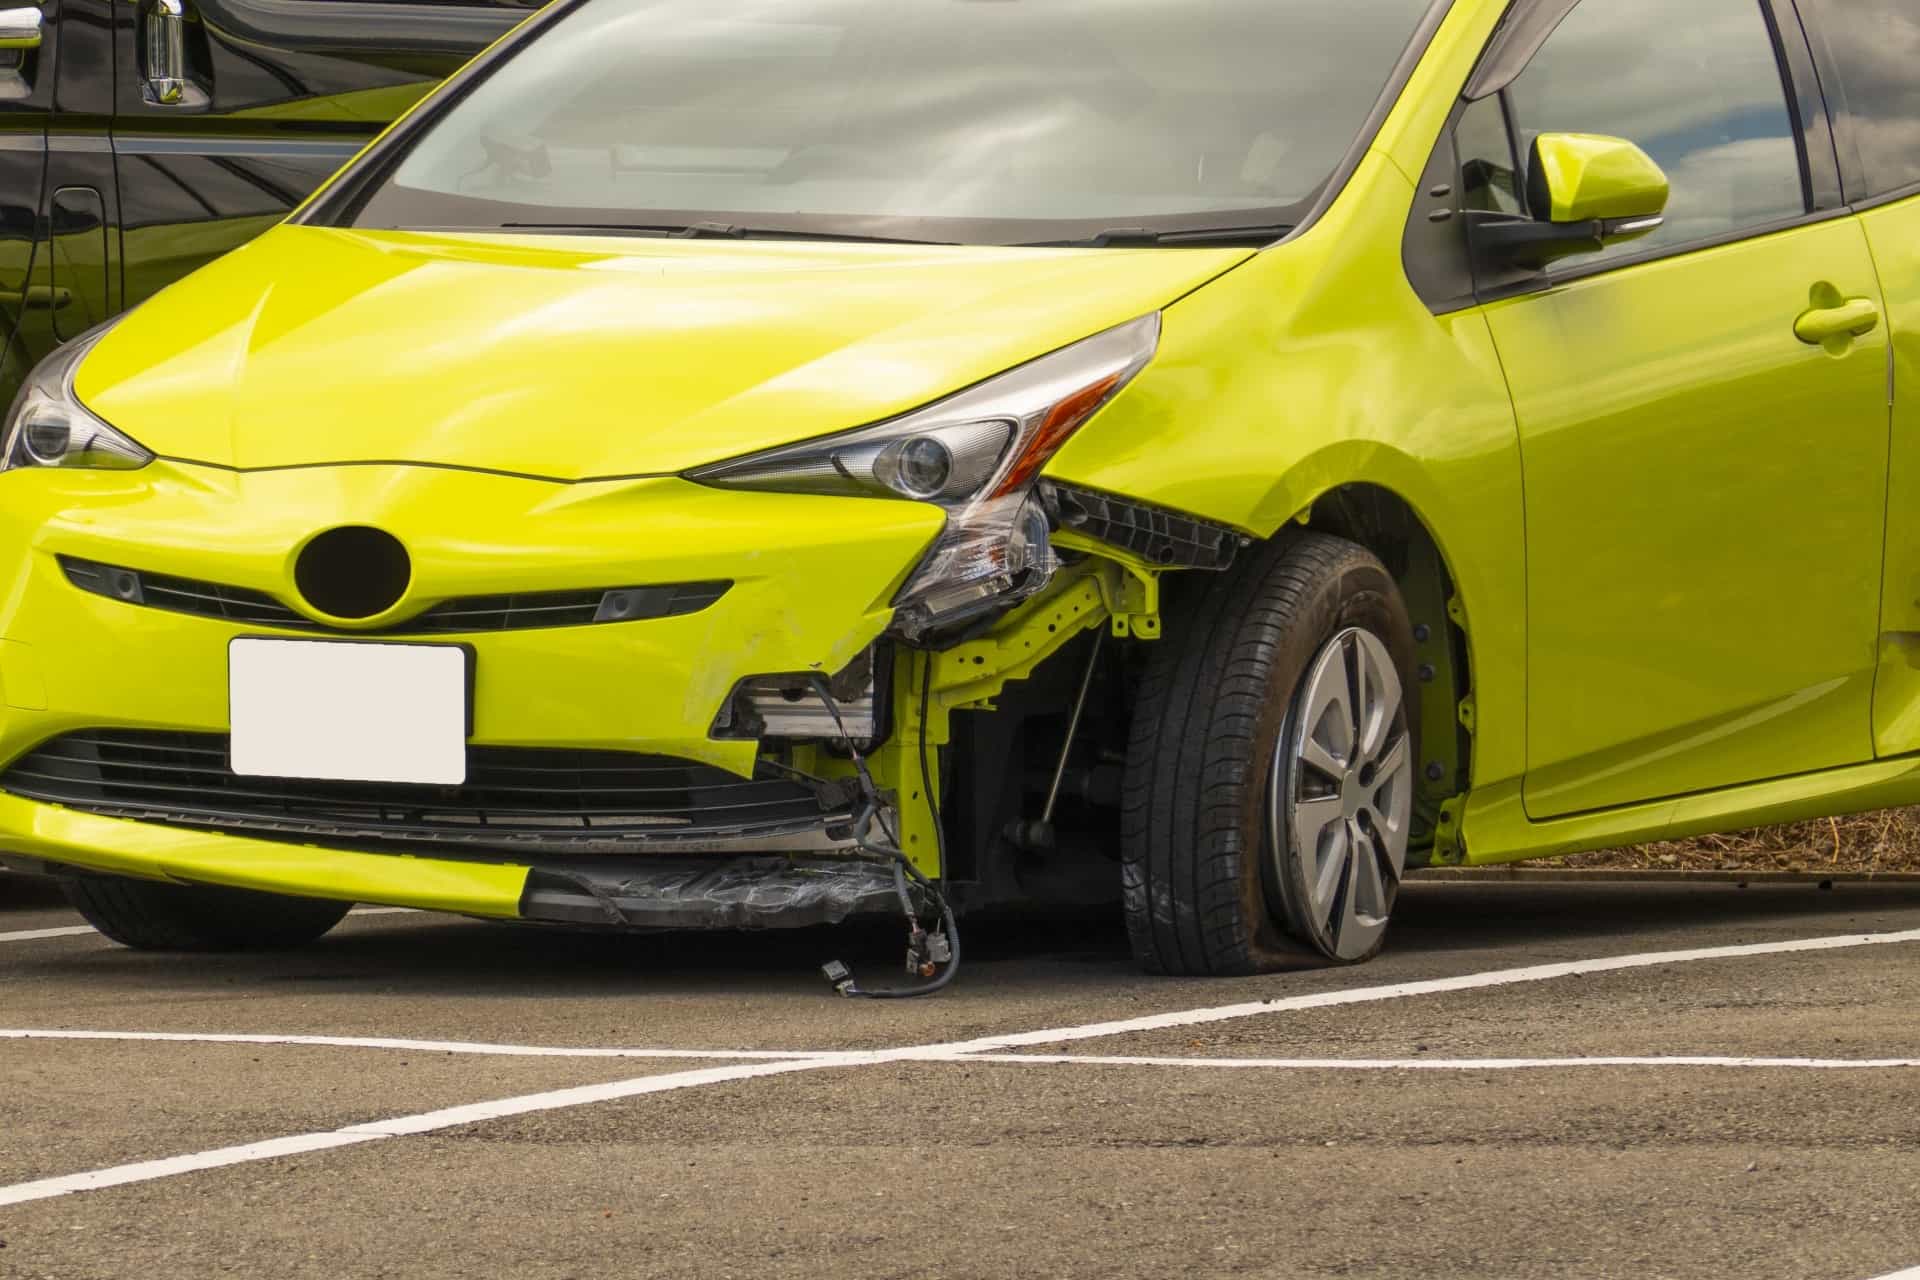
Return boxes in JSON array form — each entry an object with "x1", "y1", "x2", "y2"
[{"x1": 228, "y1": 637, "x2": 471, "y2": 785}]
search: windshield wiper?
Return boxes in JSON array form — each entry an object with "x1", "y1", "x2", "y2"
[
  {"x1": 497, "y1": 220, "x2": 951, "y2": 245},
  {"x1": 1019, "y1": 224, "x2": 1294, "y2": 248}
]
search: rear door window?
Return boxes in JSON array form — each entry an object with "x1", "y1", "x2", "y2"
[{"x1": 1798, "y1": 0, "x2": 1920, "y2": 200}]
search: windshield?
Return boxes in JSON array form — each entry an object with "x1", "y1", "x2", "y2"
[{"x1": 341, "y1": 0, "x2": 1434, "y2": 245}]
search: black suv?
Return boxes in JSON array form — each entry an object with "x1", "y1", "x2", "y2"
[{"x1": 0, "y1": 0, "x2": 536, "y2": 406}]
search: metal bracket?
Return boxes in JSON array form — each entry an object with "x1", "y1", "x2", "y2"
[
  {"x1": 1053, "y1": 531, "x2": 1162, "y2": 640},
  {"x1": 1430, "y1": 796, "x2": 1466, "y2": 866},
  {"x1": 933, "y1": 565, "x2": 1111, "y2": 713},
  {"x1": 1099, "y1": 565, "x2": 1160, "y2": 640}
]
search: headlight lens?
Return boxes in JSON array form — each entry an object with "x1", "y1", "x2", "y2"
[
  {"x1": 690, "y1": 314, "x2": 1159, "y2": 639},
  {"x1": 1, "y1": 325, "x2": 151, "y2": 473}
]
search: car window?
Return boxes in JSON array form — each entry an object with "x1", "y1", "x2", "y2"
[
  {"x1": 1457, "y1": 96, "x2": 1523, "y2": 216},
  {"x1": 1504, "y1": 0, "x2": 1807, "y2": 273},
  {"x1": 342, "y1": 0, "x2": 1436, "y2": 244},
  {"x1": 1798, "y1": 0, "x2": 1920, "y2": 200}
]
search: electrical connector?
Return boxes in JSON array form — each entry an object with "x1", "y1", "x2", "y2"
[{"x1": 820, "y1": 959, "x2": 858, "y2": 996}]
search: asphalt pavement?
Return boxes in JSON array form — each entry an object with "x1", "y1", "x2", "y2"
[{"x1": 2, "y1": 873, "x2": 1918, "y2": 1279}]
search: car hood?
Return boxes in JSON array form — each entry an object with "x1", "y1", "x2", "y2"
[{"x1": 78, "y1": 227, "x2": 1252, "y2": 480}]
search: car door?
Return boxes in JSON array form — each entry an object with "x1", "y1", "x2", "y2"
[
  {"x1": 109, "y1": 0, "x2": 530, "y2": 312},
  {"x1": 1794, "y1": 0, "x2": 1920, "y2": 758},
  {"x1": 1467, "y1": 0, "x2": 1892, "y2": 819},
  {"x1": 0, "y1": 0, "x2": 54, "y2": 406}
]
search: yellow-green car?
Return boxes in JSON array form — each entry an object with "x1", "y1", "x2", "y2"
[{"x1": 0, "y1": 0, "x2": 1913, "y2": 978}]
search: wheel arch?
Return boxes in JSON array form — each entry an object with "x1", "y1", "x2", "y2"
[{"x1": 1286, "y1": 480, "x2": 1473, "y2": 862}]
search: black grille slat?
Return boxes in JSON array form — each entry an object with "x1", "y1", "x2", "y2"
[
  {"x1": 139, "y1": 570, "x2": 310, "y2": 628},
  {"x1": 56, "y1": 734, "x2": 230, "y2": 758},
  {"x1": 3, "y1": 767, "x2": 794, "y2": 811},
  {"x1": 57, "y1": 556, "x2": 731, "y2": 636},
  {"x1": 29, "y1": 741, "x2": 772, "y2": 791},
  {"x1": 2, "y1": 730, "x2": 844, "y2": 855},
  {"x1": 20, "y1": 753, "x2": 767, "y2": 796}
]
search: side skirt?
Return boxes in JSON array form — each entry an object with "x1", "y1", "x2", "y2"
[{"x1": 1458, "y1": 754, "x2": 1920, "y2": 865}]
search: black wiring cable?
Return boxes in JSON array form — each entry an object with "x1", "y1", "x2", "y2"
[{"x1": 807, "y1": 669, "x2": 962, "y2": 998}]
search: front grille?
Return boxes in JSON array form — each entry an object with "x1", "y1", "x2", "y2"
[
  {"x1": 59, "y1": 556, "x2": 730, "y2": 636},
  {"x1": 62, "y1": 557, "x2": 308, "y2": 628},
  {"x1": 409, "y1": 582, "x2": 732, "y2": 633},
  {"x1": 2, "y1": 731, "x2": 850, "y2": 855}
]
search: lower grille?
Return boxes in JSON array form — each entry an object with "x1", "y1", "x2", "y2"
[
  {"x1": 1, "y1": 731, "x2": 851, "y2": 855},
  {"x1": 62, "y1": 556, "x2": 306, "y2": 628}
]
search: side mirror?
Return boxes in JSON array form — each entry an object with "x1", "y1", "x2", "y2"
[{"x1": 1474, "y1": 133, "x2": 1670, "y2": 269}]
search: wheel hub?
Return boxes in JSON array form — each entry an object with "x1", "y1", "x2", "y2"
[{"x1": 1268, "y1": 627, "x2": 1414, "y2": 961}]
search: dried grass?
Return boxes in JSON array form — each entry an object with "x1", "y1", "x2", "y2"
[{"x1": 1545, "y1": 806, "x2": 1920, "y2": 874}]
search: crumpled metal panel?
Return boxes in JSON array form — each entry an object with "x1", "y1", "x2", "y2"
[{"x1": 520, "y1": 856, "x2": 903, "y2": 931}]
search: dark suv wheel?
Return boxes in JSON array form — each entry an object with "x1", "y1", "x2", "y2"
[{"x1": 61, "y1": 874, "x2": 352, "y2": 951}]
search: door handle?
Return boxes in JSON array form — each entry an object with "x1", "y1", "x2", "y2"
[
  {"x1": 1795, "y1": 296, "x2": 1880, "y2": 348},
  {"x1": 0, "y1": 285, "x2": 73, "y2": 310},
  {"x1": 0, "y1": 7, "x2": 40, "y2": 50}
]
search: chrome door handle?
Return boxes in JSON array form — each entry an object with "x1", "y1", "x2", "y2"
[
  {"x1": 0, "y1": 7, "x2": 41, "y2": 50},
  {"x1": 141, "y1": 0, "x2": 190, "y2": 105}
]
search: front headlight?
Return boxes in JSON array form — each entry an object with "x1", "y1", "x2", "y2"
[
  {"x1": 0, "y1": 324, "x2": 152, "y2": 473},
  {"x1": 690, "y1": 314, "x2": 1159, "y2": 639}
]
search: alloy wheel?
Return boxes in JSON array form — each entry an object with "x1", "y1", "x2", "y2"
[{"x1": 1268, "y1": 626, "x2": 1414, "y2": 961}]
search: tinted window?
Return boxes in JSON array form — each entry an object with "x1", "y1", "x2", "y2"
[
  {"x1": 1457, "y1": 96, "x2": 1522, "y2": 215},
  {"x1": 1506, "y1": 0, "x2": 1806, "y2": 271},
  {"x1": 1800, "y1": 0, "x2": 1920, "y2": 198},
  {"x1": 346, "y1": 0, "x2": 1434, "y2": 244}
]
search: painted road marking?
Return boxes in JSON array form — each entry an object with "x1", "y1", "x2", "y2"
[
  {"x1": 0, "y1": 906, "x2": 419, "y2": 946},
  {"x1": 8, "y1": 1031, "x2": 1920, "y2": 1073},
  {"x1": 0, "y1": 926, "x2": 95, "y2": 943},
  {"x1": 0, "y1": 1029, "x2": 856, "y2": 1061},
  {"x1": 947, "y1": 1053, "x2": 1920, "y2": 1070},
  {"x1": 3, "y1": 925, "x2": 1918, "y2": 1208},
  {"x1": 0, "y1": 1059, "x2": 848, "y2": 1206},
  {"x1": 895, "y1": 927, "x2": 1920, "y2": 1057}
]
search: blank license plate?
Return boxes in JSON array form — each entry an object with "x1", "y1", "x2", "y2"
[{"x1": 229, "y1": 638, "x2": 469, "y2": 785}]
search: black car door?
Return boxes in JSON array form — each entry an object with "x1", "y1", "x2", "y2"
[
  {"x1": 110, "y1": 0, "x2": 532, "y2": 312},
  {"x1": 0, "y1": 0, "x2": 58, "y2": 403}
]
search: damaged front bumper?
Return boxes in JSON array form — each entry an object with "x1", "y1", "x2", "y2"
[{"x1": 0, "y1": 461, "x2": 947, "y2": 917}]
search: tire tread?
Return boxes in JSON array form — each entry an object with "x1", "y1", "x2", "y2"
[
  {"x1": 1121, "y1": 532, "x2": 1411, "y2": 975},
  {"x1": 62, "y1": 875, "x2": 351, "y2": 952}
]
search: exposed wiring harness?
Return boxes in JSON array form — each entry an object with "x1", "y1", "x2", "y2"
[{"x1": 809, "y1": 668, "x2": 961, "y2": 998}]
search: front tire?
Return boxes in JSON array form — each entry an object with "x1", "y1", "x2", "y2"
[
  {"x1": 1121, "y1": 532, "x2": 1418, "y2": 975},
  {"x1": 61, "y1": 874, "x2": 351, "y2": 951}
]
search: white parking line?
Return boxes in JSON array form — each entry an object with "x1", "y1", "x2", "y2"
[
  {"x1": 0, "y1": 1029, "x2": 853, "y2": 1061},
  {"x1": 0, "y1": 926, "x2": 96, "y2": 943},
  {"x1": 897, "y1": 926, "x2": 1920, "y2": 1056},
  {"x1": 3, "y1": 924, "x2": 1918, "y2": 1208},
  {"x1": 1864, "y1": 1269, "x2": 1920, "y2": 1280},
  {"x1": 10, "y1": 1031, "x2": 1920, "y2": 1073},
  {"x1": 944, "y1": 1053, "x2": 1920, "y2": 1070},
  {"x1": 0, "y1": 1059, "x2": 845, "y2": 1206}
]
